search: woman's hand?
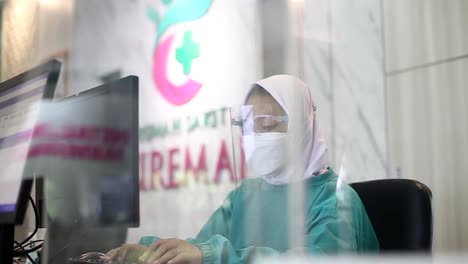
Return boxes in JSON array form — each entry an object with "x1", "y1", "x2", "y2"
[
  {"x1": 139, "y1": 238, "x2": 202, "y2": 264},
  {"x1": 103, "y1": 244, "x2": 148, "y2": 262}
]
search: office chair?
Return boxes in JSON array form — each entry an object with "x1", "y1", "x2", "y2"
[{"x1": 350, "y1": 179, "x2": 432, "y2": 252}]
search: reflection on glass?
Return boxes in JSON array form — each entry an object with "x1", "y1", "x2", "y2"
[{"x1": 98, "y1": 75, "x2": 379, "y2": 264}]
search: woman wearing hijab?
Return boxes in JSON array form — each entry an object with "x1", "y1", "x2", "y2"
[{"x1": 105, "y1": 75, "x2": 379, "y2": 264}]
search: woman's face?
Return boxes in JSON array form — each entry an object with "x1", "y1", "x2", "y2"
[{"x1": 245, "y1": 91, "x2": 288, "y2": 134}]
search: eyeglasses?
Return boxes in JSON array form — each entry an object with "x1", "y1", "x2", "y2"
[{"x1": 232, "y1": 114, "x2": 289, "y2": 134}]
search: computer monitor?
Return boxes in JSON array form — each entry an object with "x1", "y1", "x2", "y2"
[
  {"x1": 34, "y1": 76, "x2": 139, "y2": 263},
  {"x1": 0, "y1": 59, "x2": 61, "y2": 263},
  {"x1": 32, "y1": 75, "x2": 140, "y2": 227}
]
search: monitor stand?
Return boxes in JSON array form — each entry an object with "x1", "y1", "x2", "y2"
[{"x1": 0, "y1": 224, "x2": 14, "y2": 264}]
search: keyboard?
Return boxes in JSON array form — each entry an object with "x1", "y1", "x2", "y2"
[{"x1": 67, "y1": 257, "x2": 137, "y2": 264}]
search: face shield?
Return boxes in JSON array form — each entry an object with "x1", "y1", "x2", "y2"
[
  {"x1": 231, "y1": 104, "x2": 289, "y2": 180},
  {"x1": 232, "y1": 104, "x2": 289, "y2": 136}
]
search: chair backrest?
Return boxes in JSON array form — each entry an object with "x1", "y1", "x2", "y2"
[{"x1": 350, "y1": 179, "x2": 433, "y2": 252}]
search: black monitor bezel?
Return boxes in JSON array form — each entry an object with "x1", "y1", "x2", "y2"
[
  {"x1": 0, "y1": 59, "x2": 61, "y2": 225},
  {"x1": 56, "y1": 75, "x2": 140, "y2": 227}
]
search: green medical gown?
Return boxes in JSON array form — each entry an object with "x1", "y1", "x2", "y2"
[{"x1": 139, "y1": 168, "x2": 379, "y2": 263}]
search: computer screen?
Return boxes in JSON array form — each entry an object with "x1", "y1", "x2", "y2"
[
  {"x1": 0, "y1": 60, "x2": 61, "y2": 224},
  {"x1": 27, "y1": 75, "x2": 140, "y2": 227},
  {"x1": 35, "y1": 76, "x2": 139, "y2": 264}
]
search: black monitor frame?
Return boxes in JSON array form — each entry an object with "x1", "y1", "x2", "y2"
[
  {"x1": 0, "y1": 59, "x2": 61, "y2": 224},
  {"x1": 43, "y1": 76, "x2": 139, "y2": 264},
  {"x1": 0, "y1": 59, "x2": 61, "y2": 263},
  {"x1": 53, "y1": 75, "x2": 140, "y2": 227}
]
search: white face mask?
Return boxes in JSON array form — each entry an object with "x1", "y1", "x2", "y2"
[{"x1": 242, "y1": 132, "x2": 287, "y2": 180}]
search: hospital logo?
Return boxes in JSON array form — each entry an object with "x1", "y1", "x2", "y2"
[{"x1": 148, "y1": 0, "x2": 213, "y2": 105}]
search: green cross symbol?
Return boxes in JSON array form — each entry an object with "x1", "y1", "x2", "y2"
[{"x1": 176, "y1": 30, "x2": 200, "y2": 75}]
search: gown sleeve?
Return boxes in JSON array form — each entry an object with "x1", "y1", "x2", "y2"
[{"x1": 189, "y1": 192, "x2": 365, "y2": 263}]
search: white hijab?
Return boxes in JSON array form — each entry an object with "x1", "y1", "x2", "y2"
[{"x1": 245, "y1": 74, "x2": 329, "y2": 184}]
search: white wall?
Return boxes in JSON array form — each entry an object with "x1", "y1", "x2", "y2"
[
  {"x1": 303, "y1": 0, "x2": 387, "y2": 182},
  {"x1": 1, "y1": 0, "x2": 38, "y2": 81},
  {"x1": 385, "y1": 0, "x2": 468, "y2": 252}
]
